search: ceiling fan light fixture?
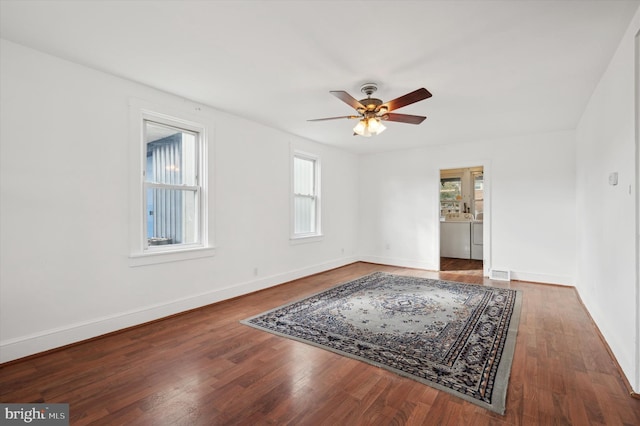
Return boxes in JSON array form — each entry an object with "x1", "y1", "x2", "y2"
[
  {"x1": 353, "y1": 119, "x2": 371, "y2": 137},
  {"x1": 367, "y1": 117, "x2": 386, "y2": 134},
  {"x1": 353, "y1": 117, "x2": 386, "y2": 137},
  {"x1": 310, "y1": 84, "x2": 431, "y2": 137}
]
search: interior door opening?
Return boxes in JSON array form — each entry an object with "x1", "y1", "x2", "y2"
[{"x1": 439, "y1": 166, "x2": 484, "y2": 274}]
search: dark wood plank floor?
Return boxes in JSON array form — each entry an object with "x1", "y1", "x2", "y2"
[
  {"x1": 1, "y1": 262, "x2": 639, "y2": 425},
  {"x1": 440, "y1": 257, "x2": 483, "y2": 273}
]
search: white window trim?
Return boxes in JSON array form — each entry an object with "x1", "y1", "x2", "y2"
[
  {"x1": 128, "y1": 98, "x2": 214, "y2": 266},
  {"x1": 290, "y1": 150, "x2": 322, "y2": 242}
]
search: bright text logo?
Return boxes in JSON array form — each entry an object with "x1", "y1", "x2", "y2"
[{"x1": 1, "y1": 404, "x2": 68, "y2": 425}]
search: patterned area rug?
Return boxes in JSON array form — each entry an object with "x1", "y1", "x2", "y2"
[{"x1": 241, "y1": 272, "x2": 522, "y2": 414}]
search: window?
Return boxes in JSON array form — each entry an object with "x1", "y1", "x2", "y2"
[
  {"x1": 472, "y1": 171, "x2": 484, "y2": 219},
  {"x1": 128, "y1": 98, "x2": 213, "y2": 266},
  {"x1": 440, "y1": 167, "x2": 484, "y2": 220},
  {"x1": 292, "y1": 153, "x2": 321, "y2": 239},
  {"x1": 144, "y1": 120, "x2": 201, "y2": 248},
  {"x1": 440, "y1": 176, "x2": 462, "y2": 217}
]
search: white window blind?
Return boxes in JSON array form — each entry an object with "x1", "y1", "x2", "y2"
[{"x1": 293, "y1": 154, "x2": 320, "y2": 237}]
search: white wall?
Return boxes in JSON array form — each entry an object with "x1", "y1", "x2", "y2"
[
  {"x1": 575, "y1": 8, "x2": 640, "y2": 392},
  {"x1": 2, "y1": 16, "x2": 637, "y2": 399},
  {"x1": 358, "y1": 130, "x2": 577, "y2": 286},
  {"x1": 0, "y1": 40, "x2": 359, "y2": 362}
]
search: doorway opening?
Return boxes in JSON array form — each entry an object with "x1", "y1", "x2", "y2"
[{"x1": 439, "y1": 166, "x2": 484, "y2": 274}]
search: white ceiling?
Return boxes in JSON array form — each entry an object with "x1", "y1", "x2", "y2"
[{"x1": 1, "y1": 0, "x2": 638, "y2": 154}]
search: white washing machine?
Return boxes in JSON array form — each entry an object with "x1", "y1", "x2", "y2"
[{"x1": 440, "y1": 221, "x2": 471, "y2": 259}]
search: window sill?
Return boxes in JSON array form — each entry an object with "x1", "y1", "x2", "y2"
[
  {"x1": 290, "y1": 234, "x2": 324, "y2": 245},
  {"x1": 129, "y1": 246, "x2": 216, "y2": 267}
]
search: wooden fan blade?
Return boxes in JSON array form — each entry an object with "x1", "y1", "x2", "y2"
[
  {"x1": 383, "y1": 112, "x2": 426, "y2": 125},
  {"x1": 381, "y1": 88, "x2": 432, "y2": 112},
  {"x1": 308, "y1": 115, "x2": 359, "y2": 122},
  {"x1": 330, "y1": 91, "x2": 366, "y2": 110}
]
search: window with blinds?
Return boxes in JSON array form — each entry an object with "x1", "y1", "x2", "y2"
[{"x1": 292, "y1": 153, "x2": 321, "y2": 238}]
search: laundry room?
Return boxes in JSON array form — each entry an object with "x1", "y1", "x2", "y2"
[{"x1": 440, "y1": 166, "x2": 484, "y2": 267}]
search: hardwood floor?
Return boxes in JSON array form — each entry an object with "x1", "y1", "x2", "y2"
[
  {"x1": 440, "y1": 257, "x2": 483, "y2": 273},
  {"x1": 1, "y1": 262, "x2": 639, "y2": 425}
]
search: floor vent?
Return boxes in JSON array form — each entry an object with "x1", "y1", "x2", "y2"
[{"x1": 490, "y1": 269, "x2": 511, "y2": 281}]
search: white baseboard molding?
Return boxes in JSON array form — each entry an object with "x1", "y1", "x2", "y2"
[
  {"x1": 509, "y1": 270, "x2": 573, "y2": 286},
  {"x1": 358, "y1": 255, "x2": 438, "y2": 271},
  {"x1": 0, "y1": 256, "x2": 358, "y2": 364},
  {"x1": 359, "y1": 257, "x2": 574, "y2": 287},
  {"x1": 0, "y1": 257, "x2": 575, "y2": 363}
]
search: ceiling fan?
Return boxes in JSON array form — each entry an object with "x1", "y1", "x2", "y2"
[{"x1": 308, "y1": 83, "x2": 432, "y2": 137}]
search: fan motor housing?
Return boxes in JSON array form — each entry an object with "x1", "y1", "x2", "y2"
[
  {"x1": 359, "y1": 97, "x2": 383, "y2": 112},
  {"x1": 358, "y1": 83, "x2": 383, "y2": 112}
]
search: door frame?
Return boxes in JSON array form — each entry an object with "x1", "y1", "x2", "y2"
[{"x1": 437, "y1": 160, "x2": 491, "y2": 277}]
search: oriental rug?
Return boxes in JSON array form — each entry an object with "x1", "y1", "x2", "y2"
[{"x1": 241, "y1": 272, "x2": 522, "y2": 414}]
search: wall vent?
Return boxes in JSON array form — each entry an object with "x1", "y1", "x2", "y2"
[{"x1": 490, "y1": 269, "x2": 511, "y2": 281}]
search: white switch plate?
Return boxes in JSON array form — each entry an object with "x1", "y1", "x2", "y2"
[{"x1": 608, "y1": 172, "x2": 618, "y2": 186}]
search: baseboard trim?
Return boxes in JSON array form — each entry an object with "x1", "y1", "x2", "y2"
[
  {"x1": 572, "y1": 287, "x2": 639, "y2": 399},
  {"x1": 0, "y1": 256, "x2": 358, "y2": 364},
  {"x1": 359, "y1": 257, "x2": 574, "y2": 286},
  {"x1": 358, "y1": 255, "x2": 437, "y2": 271},
  {"x1": 509, "y1": 270, "x2": 573, "y2": 286},
  {"x1": 0, "y1": 256, "x2": 580, "y2": 364}
]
